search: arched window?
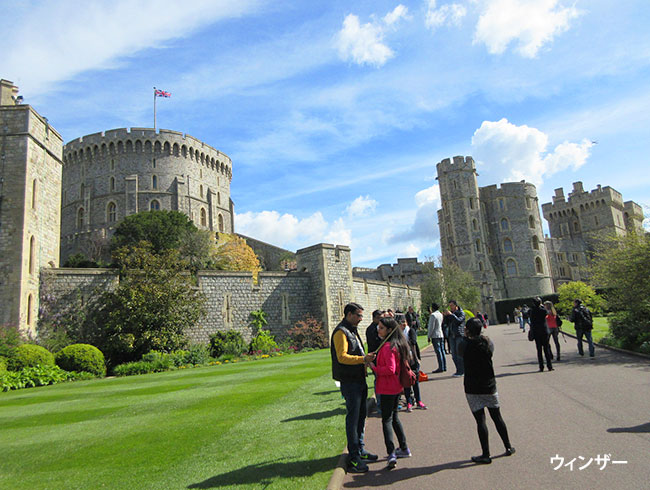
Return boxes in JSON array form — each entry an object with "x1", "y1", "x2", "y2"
[
  {"x1": 110, "y1": 176, "x2": 115, "y2": 192},
  {"x1": 150, "y1": 200, "x2": 160, "y2": 211},
  {"x1": 573, "y1": 221, "x2": 580, "y2": 232},
  {"x1": 506, "y1": 259, "x2": 517, "y2": 276},
  {"x1": 218, "y1": 214, "x2": 224, "y2": 232},
  {"x1": 503, "y1": 238, "x2": 513, "y2": 252},
  {"x1": 532, "y1": 235, "x2": 539, "y2": 250},
  {"x1": 200, "y1": 208, "x2": 207, "y2": 227},
  {"x1": 152, "y1": 175, "x2": 158, "y2": 190},
  {"x1": 152, "y1": 158, "x2": 156, "y2": 169},
  {"x1": 31, "y1": 179, "x2": 37, "y2": 209},
  {"x1": 526, "y1": 196, "x2": 532, "y2": 209},
  {"x1": 110, "y1": 158, "x2": 115, "y2": 171},
  {"x1": 77, "y1": 207, "x2": 85, "y2": 229},
  {"x1": 107, "y1": 202, "x2": 117, "y2": 223},
  {"x1": 498, "y1": 198, "x2": 505, "y2": 210},
  {"x1": 472, "y1": 219, "x2": 478, "y2": 231},
  {"x1": 478, "y1": 261, "x2": 484, "y2": 271},
  {"x1": 29, "y1": 236, "x2": 35, "y2": 275},
  {"x1": 535, "y1": 257, "x2": 544, "y2": 274},
  {"x1": 529, "y1": 215, "x2": 535, "y2": 228},
  {"x1": 500, "y1": 218, "x2": 509, "y2": 231},
  {"x1": 27, "y1": 294, "x2": 33, "y2": 326},
  {"x1": 469, "y1": 197, "x2": 475, "y2": 210},
  {"x1": 475, "y1": 239, "x2": 481, "y2": 252}
]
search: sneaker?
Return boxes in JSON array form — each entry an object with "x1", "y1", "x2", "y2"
[
  {"x1": 395, "y1": 448, "x2": 411, "y2": 458},
  {"x1": 505, "y1": 447, "x2": 516, "y2": 456},
  {"x1": 360, "y1": 450, "x2": 378, "y2": 461},
  {"x1": 347, "y1": 459, "x2": 369, "y2": 473},
  {"x1": 452, "y1": 373, "x2": 463, "y2": 378},
  {"x1": 471, "y1": 455, "x2": 492, "y2": 464},
  {"x1": 417, "y1": 401, "x2": 428, "y2": 410},
  {"x1": 387, "y1": 452, "x2": 397, "y2": 469},
  {"x1": 406, "y1": 403, "x2": 413, "y2": 413}
]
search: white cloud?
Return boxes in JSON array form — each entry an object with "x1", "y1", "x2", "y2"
[
  {"x1": 0, "y1": 0, "x2": 262, "y2": 94},
  {"x1": 471, "y1": 118, "x2": 593, "y2": 185},
  {"x1": 347, "y1": 195, "x2": 378, "y2": 217},
  {"x1": 474, "y1": 0, "x2": 581, "y2": 58},
  {"x1": 235, "y1": 210, "x2": 352, "y2": 249},
  {"x1": 389, "y1": 184, "x2": 441, "y2": 243},
  {"x1": 403, "y1": 243, "x2": 421, "y2": 257},
  {"x1": 425, "y1": 0, "x2": 467, "y2": 31},
  {"x1": 336, "y1": 5, "x2": 408, "y2": 66}
]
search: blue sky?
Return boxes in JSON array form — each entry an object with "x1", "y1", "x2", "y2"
[{"x1": 3, "y1": 0, "x2": 649, "y2": 267}]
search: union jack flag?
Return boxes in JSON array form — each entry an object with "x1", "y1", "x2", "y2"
[{"x1": 155, "y1": 89, "x2": 171, "y2": 97}]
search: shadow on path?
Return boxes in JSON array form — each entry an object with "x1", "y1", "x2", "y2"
[
  {"x1": 187, "y1": 456, "x2": 340, "y2": 488},
  {"x1": 343, "y1": 458, "x2": 483, "y2": 487},
  {"x1": 282, "y1": 407, "x2": 346, "y2": 422},
  {"x1": 608, "y1": 422, "x2": 650, "y2": 433}
]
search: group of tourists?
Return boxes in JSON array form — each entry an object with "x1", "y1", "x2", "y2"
[
  {"x1": 519, "y1": 297, "x2": 596, "y2": 372},
  {"x1": 331, "y1": 301, "x2": 515, "y2": 473}
]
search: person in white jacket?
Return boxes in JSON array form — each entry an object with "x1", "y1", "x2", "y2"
[{"x1": 428, "y1": 303, "x2": 446, "y2": 373}]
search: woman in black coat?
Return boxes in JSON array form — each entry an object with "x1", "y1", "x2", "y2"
[
  {"x1": 529, "y1": 297, "x2": 553, "y2": 372},
  {"x1": 461, "y1": 318, "x2": 515, "y2": 464}
]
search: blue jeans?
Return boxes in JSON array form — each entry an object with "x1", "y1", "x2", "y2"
[
  {"x1": 449, "y1": 336, "x2": 464, "y2": 375},
  {"x1": 339, "y1": 381, "x2": 367, "y2": 461},
  {"x1": 432, "y1": 338, "x2": 446, "y2": 371},
  {"x1": 576, "y1": 328, "x2": 595, "y2": 357},
  {"x1": 518, "y1": 317, "x2": 524, "y2": 329}
]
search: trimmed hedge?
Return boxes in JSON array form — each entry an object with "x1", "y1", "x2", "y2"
[
  {"x1": 8, "y1": 344, "x2": 55, "y2": 371},
  {"x1": 55, "y1": 344, "x2": 106, "y2": 377}
]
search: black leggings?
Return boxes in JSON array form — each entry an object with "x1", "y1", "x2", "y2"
[{"x1": 472, "y1": 407, "x2": 511, "y2": 457}]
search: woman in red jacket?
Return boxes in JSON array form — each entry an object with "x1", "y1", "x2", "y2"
[{"x1": 370, "y1": 316, "x2": 412, "y2": 468}]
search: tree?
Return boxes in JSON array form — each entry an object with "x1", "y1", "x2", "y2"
[
  {"x1": 213, "y1": 234, "x2": 261, "y2": 276},
  {"x1": 111, "y1": 210, "x2": 197, "y2": 255},
  {"x1": 556, "y1": 281, "x2": 604, "y2": 316},
  {"x1": 420, "y1": 258, "x2": 481, "y2": 311},
  {"x1": 90, "y1": 243, "x2": 206, "y2": 366},
  {"x1": 591, "y1": 233, "x2": 650, "y2": 351},
  {"x1": 178, "y1": 229, "x2": 220, "y2": 272}
]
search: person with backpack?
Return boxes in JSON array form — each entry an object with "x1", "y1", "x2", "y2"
[
  {"x1": 397, "y1": 313, "x2": 427, "y2": 411},
  {"x1": 570, "y1": 299, "x2": 595, "y2": 357},
  {"x1": 369, "y1": 316, "x2": 413, "y2": 468}
]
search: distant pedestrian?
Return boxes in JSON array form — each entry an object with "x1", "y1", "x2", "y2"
[
  {"x1": 506, "y1": 314, "x2": 511, "y2": 325},
  {"x1": 570, "y1": 299, "x2": 595, "y2": 358},
  {"x1": 331, "y1": 302, "x2": 378, "y2": 473},
  {"x1": 460, "y1": 317, "x2": 516, "y2": 464},
  {"x1": 428, "y1": 303, "x2": 446, "y2": 373},
  {"x1": 514, "y1": 307, "x2": 523, "y2": 330},
  {"x1": 544, "y1": 301, "x2": 562, "y2": 361},
  {"x1": 530, "y1": 297, "x2": 553, "y2": 372},
  {"x1": 521, "y1": 305, "x2": 531, "y2": 330},
  {"x1": 447, "y1": 300, "x2": 466, "y2": 377},
  {"x1": 369, "y1": 316, "x2": 413, "y2": 468},
  {"x1": 406, "y1": 306, "x2": 419, "y2": 330}
]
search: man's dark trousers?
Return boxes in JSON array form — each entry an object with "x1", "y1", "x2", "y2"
[{"x1": 340, "y1": 380, "x2": 367, "y2": 461}]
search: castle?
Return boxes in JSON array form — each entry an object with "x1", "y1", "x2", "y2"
[
  {"x1": 436, "y1": 156, "x2": 644, "y2": 320},
  {"x1": 0, "y1": 79, "x2": 419, "y2": 338}
]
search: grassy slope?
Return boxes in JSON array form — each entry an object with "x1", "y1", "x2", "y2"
[
  {"x1": 0, "y1": 350, "x2": 346, "y2": 490},
  {"x1": 559, "y1": 316, "x2": 610, "y2": 343}
]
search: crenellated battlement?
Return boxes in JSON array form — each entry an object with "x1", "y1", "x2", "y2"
[
  {"x1": 63, "y1": 127, "x2": 232, "y2": 178},
  {"x1": 436, "y1": 155, "x2": 476, "y2": 174},
  {"x1": 543, "y1": 181, "x2": 624, "y2": 218}
]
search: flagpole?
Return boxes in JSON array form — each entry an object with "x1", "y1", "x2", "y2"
[{"x1": 153, "y1": 87, "x2": 157, "y2": 131}]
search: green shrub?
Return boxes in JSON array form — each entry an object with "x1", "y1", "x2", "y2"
[
  {"x1": 0, "y1": 324, "x2": 25, "y2": 358},
  {"x1": 209, "y1": 330, "x2": 246, "y2": 358},
  {"x1": 0, "y1": 365, "x2": 78, "y2": 392},
  {"x1": 185, "y1": 343, "x2": 210, "y2": 365},
  {"x1": 249, "y1": 330, "x2": 278, "y2": 355},
  {"x1": 8, "y1": 344, "x2": 54, "y2": 371},
  {"x1": 112, "y1": 359, "x2": 173, "y2": 377},
  {"x1": 287, "y1": 315, "x2": 328, "y2": 351},
  {"x1": 168, "y1": 350, "x2": 190, "y2": 367},
  {"x1": 55, "y1": 344, "x2": 106, "y2": 377},
  {"x1": 0, "y1": 356, "x2": 7, "y2": 374}
]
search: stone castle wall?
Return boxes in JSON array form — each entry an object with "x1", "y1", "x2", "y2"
[
  {"x1": 61, "y1": 128, "x2": 234, "y2": 263},
  {"x1": 0, "y1": 95, "x2": 63, "y2": 333},
  {"x1": 39, "y1": 243, "x2": 419, "y2": 345}
]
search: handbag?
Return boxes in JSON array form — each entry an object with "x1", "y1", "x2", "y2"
[
  {"x1": 528, "y1": 328, "x2": 535, "y2": 341},
  {"x1": 556, "y1": 315, "x2": 563, "y2": 328},
  {"x1": 418, "y1": 371, "x2": 429, "y2": 382},
  {"x1": 399, "y1": 359, "x2": 417, "y2": 388}
]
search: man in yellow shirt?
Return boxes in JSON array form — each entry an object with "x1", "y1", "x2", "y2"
[{"x1": 331, "y1": 302, "x2": 377, "y2": 473}]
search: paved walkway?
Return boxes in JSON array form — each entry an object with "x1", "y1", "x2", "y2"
[{"x1": 341, "y1": 323, "x2": 650, "y2": 489}]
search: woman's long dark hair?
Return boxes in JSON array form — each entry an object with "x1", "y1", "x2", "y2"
[
  {"x1": 466, "y1": 317, "x2": 490, "y2": 350},
  {"x1": 378, "y1": 317, "x2": 411, "y2": 364}
]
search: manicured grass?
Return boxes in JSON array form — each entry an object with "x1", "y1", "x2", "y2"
[
  {"x1": 0, "y1": 350, "x2": 346, "y2": 490},
  {"x1": 560, "y1": 316, "x2": 610, "y2": 343}
]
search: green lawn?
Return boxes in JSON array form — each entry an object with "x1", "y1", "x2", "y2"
[
  {"x1": 0, "y1": 350, "x2": 346, "y2": 490},
  {"x1": 560, "y1": 316, "x2": 610, "y2": 343}
]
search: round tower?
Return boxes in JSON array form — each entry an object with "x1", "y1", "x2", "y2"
[{"x1": 61, "y1": 128, "x2": 234, "y2": 263}]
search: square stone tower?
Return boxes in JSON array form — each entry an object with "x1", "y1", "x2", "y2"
[{"x1": 0, "y1": 80, "x2": 63, "y2": 334}]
